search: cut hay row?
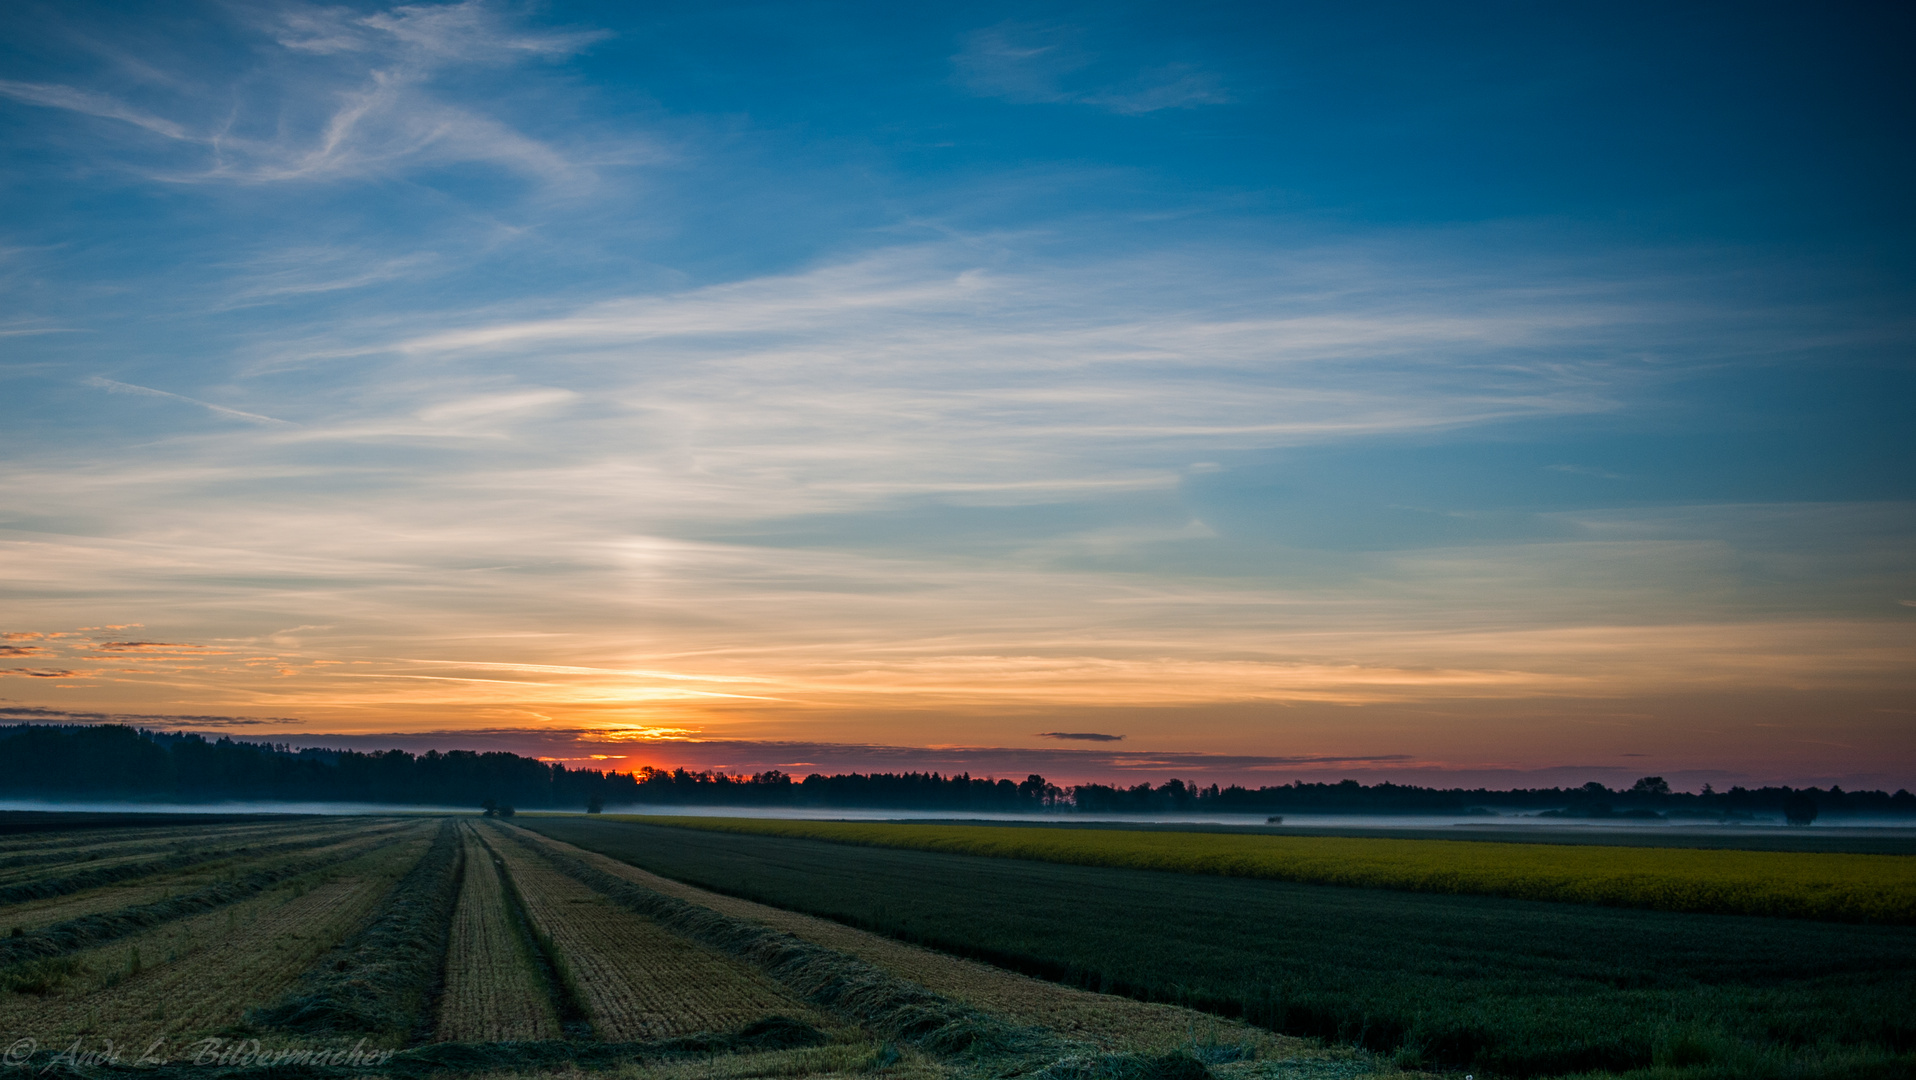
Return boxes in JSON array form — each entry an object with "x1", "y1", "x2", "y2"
[
  {"x1": 433, "y1": 825, "x2": 560, "y2": 1043},
  {"x1": 250, "y1": 819, "x2": 464, "y2": 1041},
  {"x1": 489, "y1": 823, "x2": 1082, "y2": 1069},
  {"x1": 0, "y1": 818, "x2": 401, "y2": 908},
  {"x1": 3, "y1": 882, "x2": 182, "y2": 935},
  {"x1": 0, "y1": 827, "x2": 314, "y2": 884},
  {"x1": 0, "y1": 820, "x2": 413, "y2": 935},
  {"x1": 625, "y1": 817, "x2": 1916, "y2": 924},
  {"x1": 0, "y1": 820, "x2": 413, "y2": 937},
  {"x1": 0, "y1": 818, "x2": 334, "y2": 877},
  {"x1": 0, "y1": 827, "x2": 434, "y2": 1045},
  {"x1": 485, "y1": 824, "x2": 821, "y2": 1043},
  {"x1": 0, "y1": 820, "x2": 418, "y2": 968},
  {"x1": 0, "y1": 818, "x2": 310, "y2": 857},
  {"x1": 515, "y1": 827, "x2": 1304, "y2": 1061},
  {"x1": 0, "y1": 818, "x2": 347, "y2": 886}
]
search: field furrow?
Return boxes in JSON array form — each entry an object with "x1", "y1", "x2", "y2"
[
  {"x1": 0, "y1": 820, "x2": 410, "y2": 935},
  {"x1": 0, "y1": 819, "x2": 402, "y2": 909},
  {"x1": 487, "y1": 824, "x2": 819, "y2": 1042},
  {"x1": 0, "y1": 819, "x2": 311, "y2": 857},
  {"x1": 0, "y1": 824, "x2": 433, "y2": 1045},
  {"x1": 510, "y1": 824, "x2": 1296, "y2": 1057},
  {"x1": 434, "y1": 827, "x2": 559, "y2": 1042},
  {"x1": 251, "y1": 819, "x2": 463, "y2": 1039},
  {"x1": 0, "y1": 820, "x2": 416, "y2": 957},
  {"x1": 0, "y1": 819, "x2": 339, "y2": 884},
  {"x1": 0, "y1": 818, "x2": 335, "y2": 876}
]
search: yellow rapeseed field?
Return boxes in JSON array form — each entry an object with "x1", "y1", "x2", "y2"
[{"x1": 617, "y1": 817, "x2": 1916, "y2": 923}]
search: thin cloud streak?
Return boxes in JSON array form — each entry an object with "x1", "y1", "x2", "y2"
[
  {"x1": 0, "y1": 79, "x2": 190, "y2": 139},
  {"x1": 84, "y1": 377, "x2": 294, "y2": 426},
  {"x1": 3, "y1": 2, "x2": 603, "y2": 189}
]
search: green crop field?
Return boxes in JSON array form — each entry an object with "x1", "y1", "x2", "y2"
[
  {"x1": 606, "y1": 816, "x2": 1916, "y2": 923},
  {"x1": 0, "y1": 813, "x2": 1352, "y2": 1080},
  {"x1": 526, "y1": 815, "x2": 1916, "y2": 1080}
]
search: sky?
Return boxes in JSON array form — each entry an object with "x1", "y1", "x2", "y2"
[{"x1": 1, "y1": 0, "x2": 1911, "y2": 791}]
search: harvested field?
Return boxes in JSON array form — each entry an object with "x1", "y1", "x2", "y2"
[
  {"x1": 435, "y1": 827, "x2": 560, "y2": 1042},
  {"x1": 0, "y1": 824, "x2": 306, "y2": 879},
  {"x1": 0, "y1": 813, "x2": 1411, "y2": 1080},
  {"x1": 0, "y1": 826, "x2": 300, "y2": 887},
  {"x1": 508, "y1": 824, "x2": 1309, "y2": 1060},
  {"x1": 484, "y1": 823, "x2": 825, "y2": 1042},
  {"x1": 0, "y1": 819, "x2": 408, "y2": 934},
  {"x1": 0, "y1": 818, "x2": 403, "y2": 909},
  {"x1": 0, "y1": 826, "x2": 433, "y2": 1045},
  {"x1": 0, "y1": 819, "x2": 418, "y2": 961},
  {"x1": 0, "y1": 820, "x2": 293, "y2": 855},
  {"x1": 0, "y1": 813, "x2": 304, "y2": 841},
  {"x1": 252, "y1": 820, "x2": 464, "y2": 1038}
]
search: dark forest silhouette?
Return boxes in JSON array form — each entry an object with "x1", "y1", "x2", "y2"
[{"x1": 2, "y1": 723, "x2": 1910, "y2": 819}]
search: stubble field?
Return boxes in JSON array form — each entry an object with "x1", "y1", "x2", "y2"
[{"x1": 1, "y1": 813, "x2": 1364, "y2": 1080}]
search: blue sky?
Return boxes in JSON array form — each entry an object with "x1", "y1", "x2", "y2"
[{"x1": 1, "y1": 1, "x2": 1911, "y2": 788}]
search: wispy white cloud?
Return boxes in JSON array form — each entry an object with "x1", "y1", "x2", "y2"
[
  {"x1": 1082, "y1": 64, "x2": 1233, "y2": 114},
  {"x1": 216, "y1": 248, "x2": 441, "y2": 307},
  {"x1": 279, "y1": 1, "x2": 610, "y2": 61},
  {"x1": 0, "y1": 78, "x2": 190, "y2": 139},
  {"x1": 953, "y1": 24, "x2": 1231, "y2": 113},
  {"x1": 84, "y1": 376, "x2": 295, "y2": 426},
  {"x1": 0, "y1": 2, "x2": 604, "y2": 187}
]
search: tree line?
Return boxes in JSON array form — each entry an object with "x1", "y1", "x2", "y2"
[{"x1": 2, "y1": 723, "x2": 1910, "y2": 819}]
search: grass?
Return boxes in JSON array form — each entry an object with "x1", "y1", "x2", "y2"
[
  {"x1": 0, "y1": 818, "x2": 335, "y2": 882},
  {"x1": 485, "y1": 822, "x2": 823, "y2": 1042},
  {"x1": 609, "y1": 816, "x2": 1916, "y2": 924},
  {"x1": 0, "y1": 819, "x2": 414, "y2": 936},
  {"x1": 0, "y1": 818, "x2": 396, "y2": 909},
  {"x1": 434, "y1": 826, "x2": 562, "y2": 1042},
  {"x1": 483, "y1": 829, "x2": 594, "y2": 1038},
  {"x1": 0, "y1": 817, "x2": 328, "y2": 881},
  {"x1": 537, "y1": 830, "x2": 1320, "y2": 1061},
  {"x1": 0, "y1": 820, "x2": 412, "y2": 972},
  {"x1": 0, "y1": 828, "x2": 433, "y2": 1044},
  {"x1": 525, "y1": 816, "x2": 1916, "y2": 1079},
  {"x1": 492, "y1": 822, "x2": 1236, "y2": 1080},
  {"x1": 250, "y1": 819, "x2": 465, "y2": 1040},
  {"x1": 0, "y1": 815, "x2": 1410, "y2": 1080}
]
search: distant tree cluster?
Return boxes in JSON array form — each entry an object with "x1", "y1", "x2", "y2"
[
  {"x1": 0, "y1": 724, "x2": 1909, "y2": 820},
  {"x1": 1069, "y1": 774, "x2": 1912, "y2": 822}
]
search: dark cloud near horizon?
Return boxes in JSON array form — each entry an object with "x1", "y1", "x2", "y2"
[
  {"x1": 0, "y1": 718, "x2": 1894, "y2": 791},
  {"x1": 91, "y1": 641, "x2": 206, "y2": 651},
  {"x1": 0, "y1": 706, "x2": 300, "y2": 727},
  {"x1": 1038, "y1": 731, "x2": 1124, "y2": 742},
  {"x1": 244, "y1": 728, "x2": 1420, "y2": 776}
]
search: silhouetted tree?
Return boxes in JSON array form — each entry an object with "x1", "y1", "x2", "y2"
[
  {"x1": 3, "y1": 724, "x2": 1912, "y2": 819},
  {"x1": 1783, "y1": 790, "x2": 1818, "y2": 826}
]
